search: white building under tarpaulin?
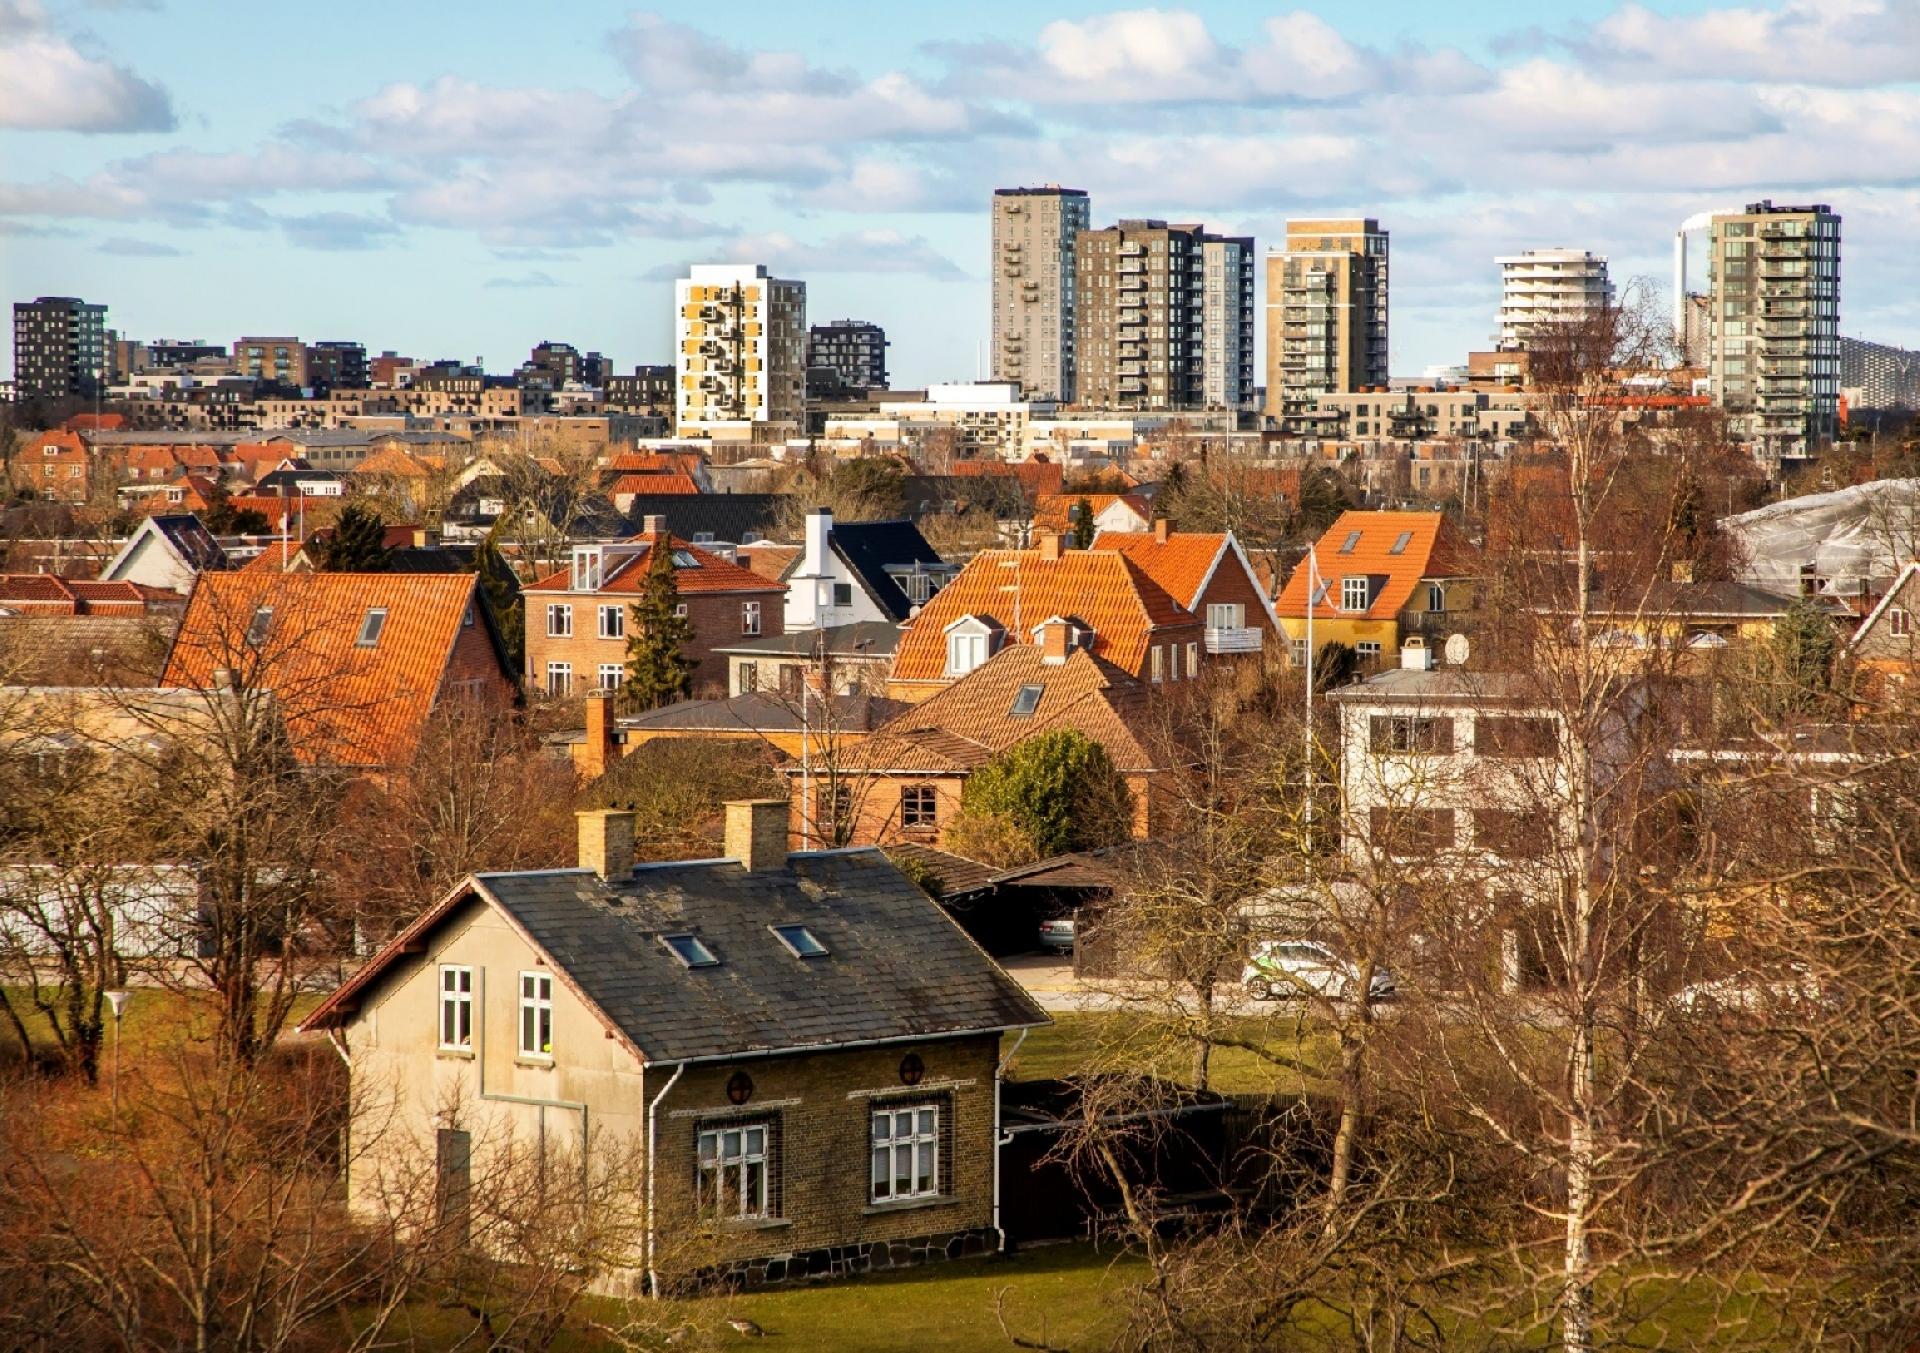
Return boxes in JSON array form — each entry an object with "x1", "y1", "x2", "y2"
[{"x1": 1724, "y1": 479, "x2": 1920, "y2": 597}]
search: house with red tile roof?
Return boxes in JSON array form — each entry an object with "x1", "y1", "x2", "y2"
[
  {"x1": 951, "y1": 457, "x2": 1064, "y2": 498},
  {"x1": 10, "y1": 430, "x2": 92, "y2": 503},
  {"x1": 1091, "y1": 522, "x2": 1283, "y2": 660},
  {"x1": 520, "y1": 521, "x2": 785, "y2": 700},
  {"x1": 815, "y1": 619, "x2": 1168, "y2": 850},
  {"x1": 887, "y1": 533, "x2": 1204, "y2": 702},
  {"x1": 158, "y1": 571, "x2": 515, "y2": 768},
  {"x1": 1272, "y1": 510, "x2": 1481, "y2": 669},
  {"x1": 0, "y1": 575, "x2": 173, "y2": 617},
  {"x1": 602, "y1": 450, "x2": 710, "y2": 490},
  {"x1": 606, "y1": 472, "x2": 701, "y2": 512},
  {"x1": 1029, "y1": 492, "x2": 1153, "y2": 539}
]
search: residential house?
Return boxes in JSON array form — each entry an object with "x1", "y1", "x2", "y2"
[
  {"x1": 783, "y1": 509, "x2": 954, "y2": 632},
  {"x1": 0, "y1": 577, "x2": 181, "y2": 681},
  {"x1": 608, "y1": 474, "x2": 702, "y2": 512},
  {"x1": 823, "y1": 619, "x2": 1164, "y2": 850},
  {"x1": 1274, "y1": 511, "x2": 1481, "y2": 669},
  {"x1": 718, "y1": 620, "x2": 900, "y2": 698},
  {"x1": 1090, "y1": 522, "x2": 1283, "y2": 660},
  {"x1": 11, "y1": 430, "x2": 92, "y2": 503},
  {"x1": 601, "y1": 450, "x2": 713, "y2": 492},
  {"x1": 615, "y1": 494, "x2": 789, "y2": 550},
  {"x1": 159, "y1": 571, "x2": 516, "y2": 768},
  {"x1": 888, "y1": 534, "x2": 1203, "y2": 703},
  {"x1": 567, "y1": 684, "x2": 906, "y2": 778},
  {"x1": 521, "y1": 523, "x2": 785, "y2": 700},
  {"x1": 1535, "y1": 578, "x2": 1850, "y2": 655},
  {"x1": 1845, "y1": 560, "x2": 1920, "y2": 705},
  {"x1": 298, "y1": 800, "x2": 1048, "y2": 1289},
  {"x1": 236, "y1": 525, "x2": 469, "y2": 576},
  {"x1": 99, "y1": 514, "x2": 227, "y2": 594},
  {"x1": 1027, "y1": 492, "x2": 1153, "y2": 540}
]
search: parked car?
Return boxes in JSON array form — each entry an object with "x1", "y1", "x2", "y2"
[
  {"x1": 1037, "y1": 917, "x2": 1076, "y2": 954},
  {"x1": 1672, "y1": 965, "x2": 1827, "y2": 1014},
  {"x1": 1244, "y1": 940, "x2": 1396, "y2": 1002}
]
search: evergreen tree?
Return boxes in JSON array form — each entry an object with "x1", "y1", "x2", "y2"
[
  {"x1": 1768, "y1": 596, "x2": 1838, "y2": 718},
  {"x1": 314, "y1": 503, "x2": 391, "y2": 571},
  {"x1": 201, "y1": 479, "x2": 269, "y2": 535},
  {"x1": 622, "y1": 537, "x2": 695, "y2": 710},
  {"x1": 1071, "y1": 496, "x2": 1097, "y2": 550},
  {"x1": 473, "y1": 526, "x2": 525, "y2": 674},
  {"x1": 951, "y1": 729, "x2": 1133, "y2": 863}
]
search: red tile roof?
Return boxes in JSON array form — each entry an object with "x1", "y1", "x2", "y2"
[
  {"x1": 159, "y1": 571, "x2": 495, "y2": 767},
  {"x1": 523, "y1": 536, "x2": 780, "y2": 597},
  {"x1": 608, "y1": 472, "x2": 700, "y2": 497},
  {"x1": 1031, "y1": 492, "x2": 1152, "y2": 533},
  {"x1": 952, "y1": 458, "x2": 1064, "y2": 497},
  {"x1": 1274, "y1": 511, "x2": 1480, "y2": 621},
  {"x1": 1090, "y1": 530, "x2": 1231, "y2": 612},
  {"x1": 891, "y1": 546, "x2": 1197, "y2": 685},
  {"x1": 606, "y1": 451, "x2": 704, "y2": 475}
]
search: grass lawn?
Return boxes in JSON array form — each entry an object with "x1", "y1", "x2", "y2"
[
  {"x1": 1009, "y1": 1009, "x2": 1338, "y2": 1097},
  {"x1": 1, "y1": 984, "x2": 326, "y2": 1066}
]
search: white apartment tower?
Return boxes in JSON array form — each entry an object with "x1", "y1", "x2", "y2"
[
  {"x1": 991, "y1": 186, "x2": 1090, "y2": 402},
  {"x1": 674, "y1": 263, "x2": 806, "y2": 438},
  {"x1": 1202, "y1": 234, "x2": 1257, "y2": 408},
  {"x1": 1495, "y1": 249, "x2": 1613, "y2": 348}
]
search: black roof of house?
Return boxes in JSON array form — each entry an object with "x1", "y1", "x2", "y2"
[
  {"x1": 810, "y1": 519, "x2": 946, "y2": 622},
  {"x1": 619, "y1": 493, "x2": 791, "y2": 545},
  {"x1": 714, "y1": 620, "x2": 901, "y2": 659},
  {"x1": 452, "y1": 851, "x2": 1046, "y2": 1062}
]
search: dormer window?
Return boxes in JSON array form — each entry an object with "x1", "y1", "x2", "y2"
[
  {"x1": 943, "y1": 615, "x2": 1000, "y2": 676},
  {"x1": 663, "y1": 933, "x2": 719, "y2": 968},
  {"x1": 769, "y1": 924, "x2": 828, "y2": 958},
  {"x1": 1341, "y1": 576, "x2": 1370, "y2": 612},
  {"x1": 356, "y1": 607, "x2": 388, "y2": 647}
]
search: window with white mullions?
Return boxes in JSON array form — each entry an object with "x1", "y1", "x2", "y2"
[
  {"x1": 438, "y1": 965, "x2": 473, "y2": 1049},
  {"x1": 519, "y1": 971, "x2": 553, "y2": 1058},
  {"x1": 697, "y1": 1122, "x2": 771, "y2": 1220},
  {"x1": 870, "y1": 1104, "x2": 939, "y2": 1202}
]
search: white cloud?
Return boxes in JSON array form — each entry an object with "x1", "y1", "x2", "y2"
[
  {"x1": 0, "y1": 2, "x2": 174, "y2": 132},
  {"x1": 1579, "y1": 0, "x2": 1920, "y2": 86}
]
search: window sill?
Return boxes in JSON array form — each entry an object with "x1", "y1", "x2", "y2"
[
  {"x1": 515, "y1": 1056, "x2": 555, "y2": 1069},
  {"x1": 863, "y1": 1195, "x2": 958, "y2": 1217},
  {"x1": 709, "y1": 1217, "x2": 792, "y2": 1233},
  {"x1": 435, "y1": 1048, "x2": 475, "y2": 1061}
]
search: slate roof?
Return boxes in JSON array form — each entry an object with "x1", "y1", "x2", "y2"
[
  {"x1": 620, "y1": 690, "x2": 906, "y2": 735},
  {"x1": 810, "y1": 518, "x2": 947, "y2": 623},
  {"x1": 302, "y1": 849, "x2": 1047, "y2": 1063},
  {"x1": 714, "y1": 620, "x2": 900, "y2": 660},
  {"x1": 1275, "y1": 511, "x2": 1480, "y2": 621},
  {"x1": 143, "y1": 514, "x2": 228, "y2": 574},
  {"x1": 882, "y1": 843, "x2": 1000, "y2": 900},
  {"x1": 617, "y1": 493, "x2": 789, "y2": 544}
]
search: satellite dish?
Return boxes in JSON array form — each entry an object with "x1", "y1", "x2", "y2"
[{"x1": 1444, "y1": 633, "x2": 1470, "y2": 666}]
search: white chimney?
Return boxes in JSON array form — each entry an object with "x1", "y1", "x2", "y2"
[{"x1": 804, "y1": 507, "x2": 833, "y2": 577}]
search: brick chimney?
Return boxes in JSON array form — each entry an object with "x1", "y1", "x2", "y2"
[
  {"x1": 1154, "y1": 517, "x2": 1170, "y2": 544},
  {"x1": 576, "y1": 808, "x2": 635, "y2": 880},
  {"x1": 642, "y1": 514, "x2": 666, "y2": 536},
  {"x1": 725, "y1": 799, "x2": 789, "y2": 872},
  {"x1": 582, "y1": 689, "x2": 618, "y2": 779},
  {"x1": 1037, "y1": 531, "x2": 1062, "y2": 561},
  {"x1": 412, "y1": 527, "x2": 429, "y2": 548},
  {"x1": 1039, "y1": 617, "x2": 1074, "y2": 665}
]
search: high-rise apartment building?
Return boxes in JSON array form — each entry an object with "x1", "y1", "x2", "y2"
[
  {"x1": 13, "y1": 296, "x2": 108, "y2": 400},
  {"x1": 1074, "y1": 220, "x2": 1255, "y2": 412},
  {"x1": 674, "y1": 264, "x2": 806, "y2": 437},
  {"x1": 1496, "y1": 249, "x2": 1613, "y2": 348},
  {"x1": 1706, "y1": 201, "x2": 1840, "y2": 463},
  {"x1": 1264, "y1": 220, "x2": 1389, "y2": 425},
  {"x1": 1840, "y1": 337, "x2": 1920, "y2": 411},
  {"x1": 991, "y1": 186, "x2": 1090, "y2": 402},
  {"x1": 305, "y1": 340, "x2": 367, "y2": 391},
  {"x1": 807, "y1": 319, "x2": 889, "y2": 391},
  {"x1": 233, "y1": 336, "x2": 307, "y2": 388},
  {"x1": 1202, "y1": 235, "x2": 1256, "y2": 408}
]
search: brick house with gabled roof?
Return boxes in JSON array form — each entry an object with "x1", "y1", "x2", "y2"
[
  {"x1": 1273, "y1": 510, "x2": 1481, "y2": 670},
  {"x1": 159, "y1": 570, "x2": 516, "y2": 768},
  {"x1": 521, "y1": 520, "x2": 785, "y2": 701},
  {"x1": 820, "y1": 620, "x2": 1168, "y2": 850},
  {"x1": 888, "y1": 534, "x2": 1203, "y2": 702},
  {"x1": 1092, "y1": 522, "x2": 1284, "y2": 660},
  {"x1": 1029, "y1": 492, "x2": 1153, "y2": 538},
  {"x1": 299, "y1": 800, "x2": 1048, "y2": 1289},
  {"x1": 1845, "y1": 560, "x2": 1920, "y2": 706},
  {"x1": 11, "y1": 429, "x2": 92, "y2": 503}
]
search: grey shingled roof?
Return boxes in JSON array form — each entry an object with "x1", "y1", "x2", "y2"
[{"x1": 472, "y1": 848, "x2": 1046, "y2": 1063}]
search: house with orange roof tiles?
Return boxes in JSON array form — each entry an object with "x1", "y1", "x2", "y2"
[
  {"x1": 1091, "y1": 521, "x2": 1284, "y2": 660},
  {"x1": 1273, "y1": 511, "x2": 1481, "y2": 670},
  {"x1": 1028, "y1": 492, "x2": 1152, "y2": 539},
  {"x1": 10, "y1": 430, "x2": 92, "y2": 503},
  {"x1": 606, "y1": 472, "x2": 701, "y2": 512},
  {"x1": 520, "y1": 517, "x2": 784, "y2": 700},
  {"x1": 158, "y1": 571, "x2": 516, "y2": 768},
  {"x1": 887, "y1": 533, "x2": 1204, "y2": 702},
  {"x1": 811, "y1": 619, "x2": 1169, "y2": 850},
  {"x1": 601, "y1": 450, "x2": 711, "y2": 490}
]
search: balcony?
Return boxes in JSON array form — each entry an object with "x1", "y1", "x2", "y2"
[{"x1": 1204, "y1": 626, "x2": 1263, "y2": 655}]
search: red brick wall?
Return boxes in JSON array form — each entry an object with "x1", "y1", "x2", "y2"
[
  {"x1": 438, "y1": 595, "x2": 519, "y2": 705},
  {"x1": 524, "y1": 587, "x2": 784, "y2": 699}
]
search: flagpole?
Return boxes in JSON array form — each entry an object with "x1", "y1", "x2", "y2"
[{"x1": 1304, "y1": 544, "x2": 1320, "y2": 835}]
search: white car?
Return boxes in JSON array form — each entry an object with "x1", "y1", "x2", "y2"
[
  {"x1": 1672, "y1": 966, "x2": 1826, "y2": 1014},
  {"x1": 1244, "y1": 940, "x2": 1396, "y2": 1003}
]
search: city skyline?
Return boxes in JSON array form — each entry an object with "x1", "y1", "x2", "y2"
[{"x1": 4, "y1": 0, "x2": 1920, "y2": 386}]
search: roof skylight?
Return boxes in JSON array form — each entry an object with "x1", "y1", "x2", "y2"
[
  {"x1": 1389, "y1": 531, "x2": 1413, "y2": 555},
  {"x1": 1338, "y1": 531, "x2": 1362, "y2": 554},
  {"x1": 769, "y1": 923, "x2": 829, "y2": 958},
  {"x1": 662, "y1": 933, "x2": 719, "y2": 968},
  {"x1": 1009, "y1": 684, "x2": 1044, "y2": 718},
  {"x1": 356, "y1": 607, "x2": 388, "y2": 647}
]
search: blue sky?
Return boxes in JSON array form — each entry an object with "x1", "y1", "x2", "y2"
[{"x1": 4, "y1": 0, "x2": 1919, "y2": 386}]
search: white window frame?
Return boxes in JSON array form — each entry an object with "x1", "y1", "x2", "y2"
[
  {"x1": 598, "y1": 664, "x2": 624, "y2": 691},
  {"x1": 946, "y1": 630, "x2": 988, "y2": 676},
  {"x1": 1426, "y1": 583, "x2": 1446, "y2": 613},
  {"x1": 674, "y1": 602, "x2": 689, "y2": 619},
  {"x1": 1341, "y1": 576, "x2": 1369, "y2": 612},
  {"x1": 1169, "y1": 643, "x2": 1181, "y2": 681},
  {"x1": 438, "y1": 965, "x2": 473, "y2": 1051},
  {"x1": 518, "y1": 970, "x2": 553, "y2": 1060},
  {"x1": 698, "y1": 1121, "x2": 771, "y2": 1220},
  {"x1": 1356, "y1": 641, "x2": 1382, "y2": 660},
  {"x1": 1150, "y1": 645, "x2": 1164, "y2": 683},
  {"x1": 598, "y1": 604, "x2": 624, "y2": 640},
  {"x1": 1187, "y1": 640, "x2": 1199, "y2": 675},
  {"x1": 546, "y1": 603, "x2": 572, "y2": 638},
  {"x1": 1206, "y1": 602, "x2": 1244, "y2": 630},
  {"x1": 545, "y1": 662, "x2": 570, "y2": 697},
  {"x1": 870, "y1": 1103, "x2": 939, "y2": 1203},
  {"x1": 1891, "y1": 607, "x2": 1911, "y2": 639},
  {"x1": 741, "y1": 601, "x2": 761, "y2": 635}
]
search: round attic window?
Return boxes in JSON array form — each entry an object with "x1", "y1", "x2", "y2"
[
  {"x1": 898, "y1": 1053, "x2": 925, "y2": 1086},
  {"x1": 726, "y1": 1071, "x2": 754, "y2": 1105}
]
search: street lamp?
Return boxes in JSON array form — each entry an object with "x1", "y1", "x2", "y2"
[{"x1": 105, "y1": 989, "x2": 131, "y2": 1123}]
